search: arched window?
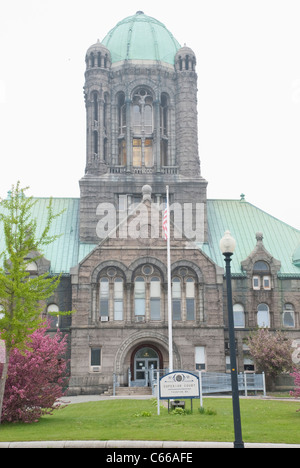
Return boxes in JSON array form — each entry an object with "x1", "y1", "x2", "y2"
[
  {"x1": 135, "y1": 277, "x2": 146, "y2": 320},
  {"x1": 47, "y1": 304, "x2": 59, "y2": 329},
  {"x1": 91, "y1": 53, "x2": 95, "y2": 67},
  {"x1": 172, "y1": 278, "x2": 181, "y2": 321},
  {"x1": 99, "y1": 278, "x2": 109, "y2": 319},
  {"x1": 150, "y1": 277, "x2": 161, "y2": 320},
  {"x1": 114, "y1": 278, "x2": 123, "y2": 321},
  {"x1": 132, "y1": 89, "x2": 154, "y2": 168},
  {"x1": 257, "y1": 303, "x2": 270, "y2": 328},
  {"x1": 25, "y1": 260, "x2": 38, "y2": 273},
  {"x1": 254, "y1": 261, "x2": 269, "y2": 272},
  {"x1": 233, "y1": 304, "x2": 245, "y2": 328},
  {"x1": 186, "y1": 278, "x2": 195, "y2": 321},
  {"x1": 98, "y1": 273, "x2": 125, "y2": 322}
]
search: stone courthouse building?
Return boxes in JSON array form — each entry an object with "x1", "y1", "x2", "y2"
[{"x1": 8, "y1": 12, "x2": 300, "y2": 394}]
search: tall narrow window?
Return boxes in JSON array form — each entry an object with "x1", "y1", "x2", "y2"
[
  {"x1": 257, "y1": 303, "x2": 270, "y2": 328},
  {"x1": 103, "y1": 94, "x2": 108, "y2": 132},
  {"x1": 47, "y1": 304, "x2": 59, "y2": 329},
  {"x1": 150, "y1": 277, "x2": 161, "y2": 320},
  {"x1": 93, "y1": 92, "x2": 98, "y2": 121},
  {"x1": 104, "y1": 138, "x2": 108, "y2": 162},
  {"x1": 186, "y1": 278, "x2": 195, "y2": 321},
  {"x1": 283, "y1": 303, "x2": 295, "y2": 328},
  {"x1": 233, "y1": 304, "x2": 245, "y2": 328},
  {"x1": 99, "y1": 278, "x2": 109, "y2": 318},
  {"x1": 118, "y1": 139, "x2": 126, "y2": 166},
  {"x1": 160, "y1": 94, "x2": 168, "y2": 136},
  {"x1": 133, "y1": 105, "x2": 142, "y2": 133},
  {"x1": 132, "y1": 88, "x2": 154, "y2": 168},
  {"x1": 133, "y1": 139, "x2": 142, "y2": 167},
  {"x1": 135, "y1": 277, "x2": 145, "y2": 319},
  {"x1": 172, "y1": 278, "x2": 181, "y2": 321},
  {"x1": 144, "y1": 139, "x2": 153, "y2": 167},
  {"x1": 118, "y1": 93, "x2": 126, "y2": 135},
  {"x1": 114, "y1": 278, "x2": 123, "y2": 321},
  {"x1": 90, "y1": 348, "x2": 101, "y2": 371},
  {"x1": 144, "y1": 105, "x2": 153, "y2": 134},
  {"x1": 93, "y1": 131, "x2": 98, "y2": 156},
  {"x1": 161, "y1": 139, "x2": 168, "y2": 166}
]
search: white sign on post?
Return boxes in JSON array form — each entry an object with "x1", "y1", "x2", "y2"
[{"x1": 159, "y1": 371, "x2": 200, "y2": 400}]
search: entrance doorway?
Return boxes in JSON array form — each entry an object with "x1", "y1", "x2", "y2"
[{"x1": 133, "y1": 347, "x2": 159, "y2": 386}]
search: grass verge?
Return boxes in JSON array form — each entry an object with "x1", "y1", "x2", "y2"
[{"x1": 0, "y1": 398, "x2": 300, "y2": 444}]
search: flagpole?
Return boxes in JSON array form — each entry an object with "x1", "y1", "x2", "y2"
[{"x1": 166, "y1": 185, "x2": 173, "y2": 373}]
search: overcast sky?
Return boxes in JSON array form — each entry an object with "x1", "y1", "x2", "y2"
[{"x1": 0, "y1": 0, "x2": 300, "y2": 229}]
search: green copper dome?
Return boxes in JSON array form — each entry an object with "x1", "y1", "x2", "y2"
[{"x1": 102, "y1": 12, "x2": 181, "y2": 65}]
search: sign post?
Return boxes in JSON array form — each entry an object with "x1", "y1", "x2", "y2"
[
  {"x1": 159, "y1": 371, "x2": 200, "y2": 412},
  {"x1": 157, "y1": 370, "x2": 160, "y2": 416}
]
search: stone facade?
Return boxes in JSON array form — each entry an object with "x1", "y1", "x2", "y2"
[
  {"x1": 232, "y1": 233, "x2": 300, "y2": 373},
  {"x1": 69, "y1": 197, "x2": 225, "y2": 394},
  {"x1": 50, "y1": 13, "x2": 300, "y2": 395}
]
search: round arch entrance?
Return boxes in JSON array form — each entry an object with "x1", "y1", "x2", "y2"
[{"x1": 130, "y1": 344, "x2": 163, "y2": 386}]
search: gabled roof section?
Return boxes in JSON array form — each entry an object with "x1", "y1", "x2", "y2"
[
  {"x1": 29, "y1": 198, "x2": 81, "y2": 274},
  {"x1": 205, "y1": 199, "x2": 300, "y2": 276},
  {"x1": 1, "y1": 196, "x2": 299, "y2": 277},
  {"x1": 0, "y1": 198, "x2": 82, "y2": 275}
]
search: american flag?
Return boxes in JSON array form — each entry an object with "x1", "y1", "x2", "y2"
[{"x1": 162, "y1": 203, "x2": 169, "y2": 240}]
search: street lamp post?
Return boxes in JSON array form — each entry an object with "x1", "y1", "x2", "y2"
[{"x1": 220, "y1": 231, "x2": 244, "y2": 449}]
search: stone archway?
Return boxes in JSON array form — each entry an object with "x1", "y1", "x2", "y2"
[
  {"x1": 130, "y1": 343, "x2": 163, "y2": 385},
  {"x1": 114, "y1": 330, "x2": 181, "y2": 380}
]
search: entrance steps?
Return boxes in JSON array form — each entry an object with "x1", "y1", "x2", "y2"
[{"x1": 104, "y1": 386, "x2": 152, "y2": 397}]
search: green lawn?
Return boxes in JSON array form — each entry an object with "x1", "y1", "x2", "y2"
[{"x1": 1, "y1": 398, "x2": 300, "y2": 445}]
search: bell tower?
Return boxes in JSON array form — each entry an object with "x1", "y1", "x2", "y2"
[
  {"x1": 84, "y1": 40, "x2": 111, "y2": 176},
  {"x1": 79, "y1": 12, "x2": 208, "y2": 243}
]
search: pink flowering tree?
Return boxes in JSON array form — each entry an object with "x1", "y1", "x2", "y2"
[
  {"x1": 0, "y1": 182, "x2": 64, "y2": 423},
  {"x1": 0, "y1": 325, "x2": 69, "y2": 423},
  {"x1": 290, "y1": 370, "x2": 300, "y2": 402},
  {"x1": 247, "y1": 328, "x2": 293, "y2": 390}
]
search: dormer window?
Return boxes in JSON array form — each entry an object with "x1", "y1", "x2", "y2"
[
  {"x1": 252, "y1": 261, "x2": 271, "y2": 290},
  {"x1": 25, "y1": 260, "x2": 38, "y2": 278}
]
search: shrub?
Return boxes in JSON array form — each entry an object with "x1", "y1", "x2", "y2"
[
  {"x1": 0, "y1": 326, "x2": 68, "y2": 423},
  {"x1": 198, "y1": 406, "x2": 217, "y2": 416}
]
